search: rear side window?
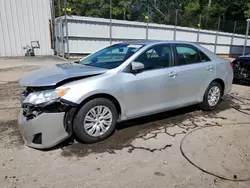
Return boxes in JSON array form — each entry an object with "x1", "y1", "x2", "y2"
[{"x1": 174, "y1": 44, "x2": 210, "y2": 66}]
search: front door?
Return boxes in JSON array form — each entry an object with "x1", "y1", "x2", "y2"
[{"x1": 121, "y1": 44, "x2": 181, "y2": 118}]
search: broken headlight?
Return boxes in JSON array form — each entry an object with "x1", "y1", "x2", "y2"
[{"x1": 23, "y1": 88, "x2": 70, "y2": 105}]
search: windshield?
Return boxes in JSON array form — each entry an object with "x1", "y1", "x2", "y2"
[{"x1": 79, "y1": 43, "x2": 144, "y2": 69}]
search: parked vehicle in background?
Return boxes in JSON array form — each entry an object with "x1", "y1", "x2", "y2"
[
  {"x1": 18, "y1": 40, "x2": 233, "y2": 149},
  {"x1": 231, "y1": 54, "x2": 250, "y2": 84}
]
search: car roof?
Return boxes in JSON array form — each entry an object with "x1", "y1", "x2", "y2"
[
  {"x1": 120, "y1": 40, "x2": 220, "y2": 60},
  {"x1": 121, "y1": 40, "x2": 195, "y2": 45}
]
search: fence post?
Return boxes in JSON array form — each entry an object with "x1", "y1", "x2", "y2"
[
  {"x1": 64, "y1": 0, "x2": 69, "y2": 58},
  {"x1": 243, "y1": 20, "x2": 250, "y2": 56},
  {"x1": 62, "y1": 17, "x2": 65, "y2": 57},
  {"x1": 146, "y1": 3, "x2": 149, "y2": 39},
  {"x1": 230, "y1": 21, "x2": 237, "y2": 49},
  {"x1": 109, "y1": 0, "x2": 112, "y2": 45},
  {"x1": 50, "y1": 0, "x2": 56, "y2": 50},
  {"x1": 214, "y1": 17, "x2": 220, "y2": 53},
  {"x1": 55, "y1": 19, "x2": 59, "y2": 57},
  {"x1": 174, "y1": 10, "x2": 178, "y2": 41},
  {"x1": 197, "y1": 15, "x2": 202, "y2": 44}
]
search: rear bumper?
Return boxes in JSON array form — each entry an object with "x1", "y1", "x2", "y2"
[{"x1": 18, "y1": 111, "x2": 70, "y2": 149}]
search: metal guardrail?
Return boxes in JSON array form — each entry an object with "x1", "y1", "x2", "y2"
[{"x1": 54, "y1": 16, "x2": 250, "y2": 58}]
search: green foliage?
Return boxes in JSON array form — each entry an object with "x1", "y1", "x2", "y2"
[
  {"x1": 244, "y1": 3, "x2": 250, "y2": 18},
  {"x1": 54, "y1": 0, "x2": 250, "y2": 33},
  {"x1": 184, "y1": 1, "x2": 200, "y2": 13}
]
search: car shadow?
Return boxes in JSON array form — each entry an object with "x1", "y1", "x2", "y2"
[
  {"x1": 116, "y1": 105, "x2": 198, "y2": 130},
  {"x1": 42, "y1": 105, "x2": 199, "y2": 152},
  {"x1": 44, "y1": 98, "x2": 233, "y2": 155}
]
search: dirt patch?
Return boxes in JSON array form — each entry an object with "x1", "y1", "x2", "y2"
[
  {"x1": 181, "y1": 124, "x2": 250, "y2": 181},
  {"x1": 154, "y1": 172, "x2": 165, "y2": 176},
  {"x1": 0, "y1": 81, "x2": 23, "y2": 101},
  {"x1": 0, "y1": 120, "x2": 24, "y2": 148},
  {"x1": 0, "y1": 81, "x2": 23, "y2": 148},
  {"x1": 0, "y1": 65, "x2": 40, "y2": 73}
]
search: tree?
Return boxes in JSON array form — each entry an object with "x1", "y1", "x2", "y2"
[
  {"x1": 54, "y1": 0, "x2": 250, "y2": 34},
  {"x1": 245, "y1": 3, "x2": 250, "y2": 18}
]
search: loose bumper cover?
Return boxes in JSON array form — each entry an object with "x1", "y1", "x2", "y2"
[{"x1": 18, "y1": 111, "x2": 70, "y2": 149}]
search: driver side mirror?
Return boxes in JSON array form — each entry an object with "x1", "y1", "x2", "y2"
[{"x1": 131, "y1": 62, "x2": 144, "y2": 72}]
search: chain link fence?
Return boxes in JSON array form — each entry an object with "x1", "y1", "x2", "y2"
[{"x1": 150, "y1": 9, "x2": 246, "y2": 35}]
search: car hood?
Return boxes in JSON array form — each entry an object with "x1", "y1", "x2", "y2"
[{"x1": 20, "y1": 63, "x2": 108, "y2": 87}]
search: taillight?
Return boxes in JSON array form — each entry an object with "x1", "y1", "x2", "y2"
[{"x1": 230, "y1": 61, "x2": 234, "y2": 68}]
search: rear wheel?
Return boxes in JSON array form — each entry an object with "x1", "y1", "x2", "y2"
[
  {"x1": 199, "y1": 81, "x2": 222, "y2": 111},
  {"x1": 73, "y1": 98, "x2": 118, "y2": 143}
]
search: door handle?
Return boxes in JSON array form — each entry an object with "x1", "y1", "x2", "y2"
[
  {"x1": 168, "y1": 72, "x2": 178, "y2": 77},
  {"x1": 206, "y1": 66, "x2": 213, "y2": 71}
]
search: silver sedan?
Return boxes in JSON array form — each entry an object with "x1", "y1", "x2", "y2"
[{"x1": 18, "y1": 40, "x2": 233, "y2": 149}]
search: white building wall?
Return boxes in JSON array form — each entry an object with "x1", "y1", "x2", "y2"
[{"x1": 0, "y1": 0, "x2": 53, "y2": 57}]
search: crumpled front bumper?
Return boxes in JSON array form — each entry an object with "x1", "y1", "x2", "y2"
[{"x1": 18, "y1": 110, "x2": 70, "y2": 149}]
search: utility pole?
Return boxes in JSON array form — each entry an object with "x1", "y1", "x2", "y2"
[
  {"x1": 123, "y1": 1, "x2": 126, "y2": 20},
  {"x1": 58, "y1": 0, "x2": 61, "y2": 17},
  {"x1": 146, "y1": 2, "x2": 149, "y2": 39},
  {"x1": 109, "y1": 0, "x2": 112, "y2": 44},
  {"x1": 208, "y1": 0, "x2": 212, "y2": 8},
  {"x1": 205, "y1": 0, "x2": 212, "y2": 28}
]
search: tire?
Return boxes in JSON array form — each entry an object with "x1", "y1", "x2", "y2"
[
  {"x1": 199, "y1": 81, "x2": 222, "y2": 111},
  {"x1": 73, "y1": 98, "x2": 118, "y2": 143}
]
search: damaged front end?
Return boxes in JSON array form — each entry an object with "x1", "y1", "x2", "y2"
[
  {"x1": 18, "y1": 86, "x2": 78, "y2": 148},
  {"x1": 17, "y1": 62, "x2": 108, "y2": 148},
  {"x1": 21, "y1": 87, "x2": 76, "y2": 120}
]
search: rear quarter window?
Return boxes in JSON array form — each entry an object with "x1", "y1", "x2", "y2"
[{"x1": 199, "y1": 50, "x2": 211, "y2": 62}]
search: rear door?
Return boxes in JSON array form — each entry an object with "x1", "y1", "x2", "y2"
[{"x1": 173, "y1": 44, "x2": 215, "y2": 104}]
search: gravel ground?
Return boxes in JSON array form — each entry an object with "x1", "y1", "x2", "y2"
[{"x1": 0, "y1": 57, "x2": 250, "y2": 188}]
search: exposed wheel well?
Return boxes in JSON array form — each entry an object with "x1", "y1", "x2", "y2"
[
  {"x1": 78, "y1": 93, "x2": 122, "y2": 118},
  {"x1": 64, "y1": 94, "x2": 121, "y2": 136},
  {"x1": 211, "y1": 78, "x2": 225, "y2": 96}
]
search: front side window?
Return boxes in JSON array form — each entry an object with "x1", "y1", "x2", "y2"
[
  {"x1": 79, "y1": 44, "x2": 144, "y2": 69},
  {"x1": 135, "y1": 44, "x2": 173, "y2": 71}
]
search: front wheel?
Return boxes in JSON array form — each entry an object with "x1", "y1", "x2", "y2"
[
  {"x1": 73, "y1": 98, "x2": 118, "y2": 143},
  {"x1": 199, "y1": 81, "x2": 222, "y2": 111}
]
